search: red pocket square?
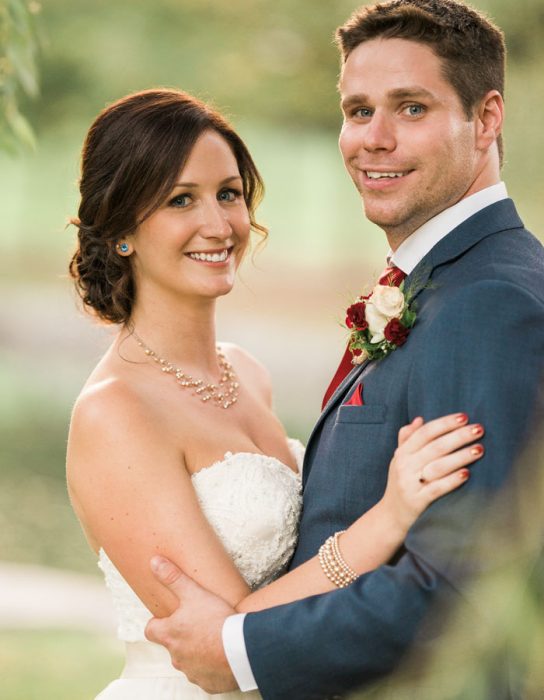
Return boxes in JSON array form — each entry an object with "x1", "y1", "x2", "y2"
[{"x1": 345, "y1": 383, "x2": 364, "y2": 406}]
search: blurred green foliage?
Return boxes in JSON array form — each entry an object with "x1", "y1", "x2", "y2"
[
  {"x1": 16, "y1": 0, "x2": 544, "y2": 133},
  {"x1": 0, "y1": 0, "x2": 41, "y2": 152}
]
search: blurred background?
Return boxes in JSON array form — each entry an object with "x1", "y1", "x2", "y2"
[{"x1": 0, "y1": 0, "x2": 543, "y2": 697}]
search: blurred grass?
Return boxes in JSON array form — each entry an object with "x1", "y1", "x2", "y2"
[{"x1": 0, "y1": 628, "x2": 123, "y2": 700}]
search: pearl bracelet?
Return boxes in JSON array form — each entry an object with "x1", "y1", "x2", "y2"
[{"x1": 318, "y1": 530, "x2": 359, "y2": 588}]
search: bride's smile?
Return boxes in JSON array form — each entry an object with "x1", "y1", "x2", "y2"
[{"x1": 185, "y1": 247, "x2": 234, "y2": 264}]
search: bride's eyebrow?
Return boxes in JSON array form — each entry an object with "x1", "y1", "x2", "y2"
[
  {"x1": 173, "y1": 182, "x2": 198, "y2": 188},
  {"x1": 172, "y1": 176, "x2": 243, "y2": 190}
]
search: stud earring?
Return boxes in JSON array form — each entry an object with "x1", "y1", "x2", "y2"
[{"x1": 116, "y1": 242, "x2": 130, "y2": 254}]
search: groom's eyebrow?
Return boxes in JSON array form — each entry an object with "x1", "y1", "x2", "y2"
[
  {"x1": 388, "y1": 87, "x2": 436, "y2": 101},
  {"x1": 341, "y1": 94, "x2": 369, "y2": 112},
  {"x1": 341, "y1": 86, "x2": 436, "y2": 112}
]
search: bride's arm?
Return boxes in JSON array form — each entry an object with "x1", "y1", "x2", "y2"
[
  {"x1": 66, "y1": 380, "x2": 252, "y2": 618},
  {"x1": 235, "y1": 413, "x2": 484, "y2": 613}
]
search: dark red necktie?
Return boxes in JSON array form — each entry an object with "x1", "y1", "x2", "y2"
[{"x1": 321, "y1": 265, "x2": 406, "y2": 410}]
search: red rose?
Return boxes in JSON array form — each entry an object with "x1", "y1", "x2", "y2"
[
  {"x1": 346, "y1": 302, "x2": 368, "y2": 331},
  {"x1": 384, "y1": 318, "x2": 410, "y2": 346}
]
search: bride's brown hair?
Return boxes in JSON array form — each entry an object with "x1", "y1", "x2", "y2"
[{"x1": 69, "y1": 89, "x2": 267, "y2": 324}]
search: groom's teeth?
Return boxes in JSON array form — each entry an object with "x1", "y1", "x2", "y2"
[
  {"x1": 188, "y1": 249, "x2": 229, "y2": 263},
  {"x1": 366, "y1": 171, "x2": 405, "y2": 179}
]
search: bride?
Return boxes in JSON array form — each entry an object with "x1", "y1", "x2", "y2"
[{"x1": 66, "y1": 89, "x2": 484, "y2": 699}]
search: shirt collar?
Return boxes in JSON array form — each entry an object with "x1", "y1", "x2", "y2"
[{"x1": 389, "y1": 182, "x2": 508, "y2": 274}]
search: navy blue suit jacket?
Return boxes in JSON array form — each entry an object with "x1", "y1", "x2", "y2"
[{"x1": 244, "y1": 199, "x2": 544, "y2": 699}]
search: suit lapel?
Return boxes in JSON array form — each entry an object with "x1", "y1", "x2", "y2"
[{"x1": 303, "y1": 199, "x2": 524, "y2": 483}]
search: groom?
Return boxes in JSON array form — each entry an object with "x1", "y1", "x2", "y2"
[{"x1": 146, "y1": 1, "x2": 544, "y2": 698}]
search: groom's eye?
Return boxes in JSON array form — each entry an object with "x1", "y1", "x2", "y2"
[
  {"x1": 354, "y1": 107, "x2": 373, "y2": 119},
  {"x1": 404, "y1": 104, "x2": 425, "y2": 117}
]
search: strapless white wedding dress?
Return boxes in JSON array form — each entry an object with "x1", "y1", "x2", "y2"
[{"x1": 95, "y1": 439, "x2": 304, "y2": 700}]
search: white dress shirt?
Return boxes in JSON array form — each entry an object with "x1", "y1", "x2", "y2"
[
  {"x1": 222, "y1": 181, "x2": 509, "y2": 692},
  {"x1": 389, "y1": 181, "x2": 508, "y2": 273}
]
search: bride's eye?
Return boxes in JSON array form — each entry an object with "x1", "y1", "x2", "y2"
[
  {"x1": 169, "y1": 194, "x2": 192, "y2": 208},
  {"x1": 217, "y1": 188, "x2": 241, "y2": 203}
]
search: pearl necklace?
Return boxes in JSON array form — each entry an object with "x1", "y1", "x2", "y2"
[{"x1": 132, "y1": 331, "x2": 239, "y2": 409}]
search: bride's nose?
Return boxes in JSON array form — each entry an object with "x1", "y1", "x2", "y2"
[{"x1": 200, "y1": 200, "x2": 232, "y2": 239}]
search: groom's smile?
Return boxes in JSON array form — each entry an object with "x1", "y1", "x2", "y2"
[
  {"x1": 361, "y1": 169, "x2": 415, "y2": 190},
  {"x1": 338, "y1": 37, "x2": 487, "y2": 249}
]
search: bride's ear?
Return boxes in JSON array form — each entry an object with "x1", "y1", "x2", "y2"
[{"x1": 475, "y1": 90, "x2": 504, "y2": 153}]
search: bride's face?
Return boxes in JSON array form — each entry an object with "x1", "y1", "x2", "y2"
[{"x1": 128, "y1": 130, "x2": 251, "y2": 303}]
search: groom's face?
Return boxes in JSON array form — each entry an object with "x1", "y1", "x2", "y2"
[{"x1": 339, "y1": 37, "x2": 480, "y2": 244}]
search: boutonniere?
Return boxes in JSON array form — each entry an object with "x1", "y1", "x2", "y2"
[{"x1": 345, "y1": 281, "x2": 417, "y2": 363}]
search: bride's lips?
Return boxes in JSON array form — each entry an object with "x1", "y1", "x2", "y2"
[{"x1": 184, "y1": 246, "x2": 234, "y2": 266}]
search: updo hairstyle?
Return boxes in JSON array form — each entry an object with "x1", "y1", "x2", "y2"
[{"x1": 69, "y1": 89, "x2": 266, "y2": 324}]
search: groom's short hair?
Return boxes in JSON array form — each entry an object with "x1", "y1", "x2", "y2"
[{"x1": 336, "y1": 0, "x2": 506, "y2": 162}]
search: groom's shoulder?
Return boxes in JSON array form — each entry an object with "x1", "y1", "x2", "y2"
[
  {"x1": 425, "y1": 275, "x2": 544, "y2": 348},
  {"x1": 453, "y1": 214, "x2": 544, "y2": 299}
]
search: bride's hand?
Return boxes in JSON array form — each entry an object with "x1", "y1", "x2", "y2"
[{"x1": 381, "y1": 413, "x2": 484, "y2": 535}]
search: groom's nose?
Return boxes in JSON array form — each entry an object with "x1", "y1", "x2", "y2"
[
  {"x1": 339, "y1": 110, "x2": 397, "y2": 162},
  {"x1": 361, "y1": 110, "x2": 397, "y2": 153}
]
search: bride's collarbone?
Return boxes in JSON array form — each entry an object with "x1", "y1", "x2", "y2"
[{"x1": 115, "y1": 370, "x2": 295, "y2": 474}]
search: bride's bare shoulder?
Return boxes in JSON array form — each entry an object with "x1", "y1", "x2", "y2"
[
  {"x1": 67, "y1": 374, "x2": 160, "y2": 470},
  {"x1": 72, "y1": 373, "x2": 142, "y2": 422},
  {"x1": 219, "y1": 342, "x2": 273, "y2": 407}
]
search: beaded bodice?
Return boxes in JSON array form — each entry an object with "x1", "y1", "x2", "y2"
[{"x1": 98, "y1": 439, "x2": 304, "y2": 642}]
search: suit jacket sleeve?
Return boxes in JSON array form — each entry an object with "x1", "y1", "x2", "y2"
[{"x1": 243, "y1": 279, "x2": 544, "y2": 700}]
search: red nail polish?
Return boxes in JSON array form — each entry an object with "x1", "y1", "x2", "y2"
[
  {"x1": 471, "y1": 445, "x2": 484, "y2": 456},
  {"x1": 471, "y1": 424, "x2": 484, "y2": 436},
  {"x1": 456, "y1": 413, "x2": 468, "y2": 424},
  {"x1": 460, "y1": 469, "x2": 471, "y2": 479}
]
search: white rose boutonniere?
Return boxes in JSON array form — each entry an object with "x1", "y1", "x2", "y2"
[
  {"x1": 371, "y1": 284, "x2": 405, "y2": 317},
  {"x1": 345, "y1": 281, "x2": 417, "y2": 362}
]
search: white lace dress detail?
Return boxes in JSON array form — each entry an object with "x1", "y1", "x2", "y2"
[{"x1": 95, "y1": 439, "x2": 303, "y2": 700}]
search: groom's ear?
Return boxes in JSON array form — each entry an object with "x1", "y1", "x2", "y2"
[{"x1": 474, "y1": 90, "x2": 504, "y2": 153}]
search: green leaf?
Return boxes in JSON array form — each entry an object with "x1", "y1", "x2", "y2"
[
  {"x1": 0, "y1": 0, "x2": 41, "y2": 153},
  {"x1": 4, "y1": 99, "x2": 36, "y2": 148}
]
